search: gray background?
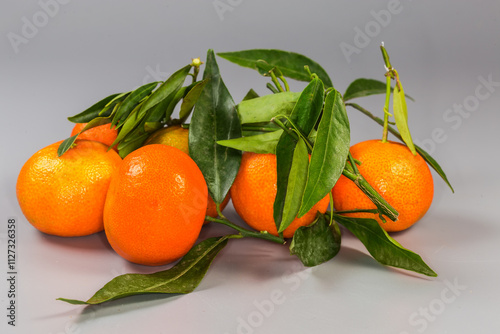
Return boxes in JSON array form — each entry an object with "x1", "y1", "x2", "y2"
[{"x1": 1, "y1": 0, "x2": 499, "y2": 333}]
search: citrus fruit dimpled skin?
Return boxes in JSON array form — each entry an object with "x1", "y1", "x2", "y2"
[
  {"x1": 145, "y1": 125, "x2": 230, "y2": 223},
  {"x1": 104, "y1": 144, "x2": 208, "y2": 266},
  {"x1": 332, "y1": 140, "x2": 434, "y2": 232},
  {"x1": 16, "y1": 140, "x2": 122, "y2": 237},
  {"x1": 230, "y1": 152, "x2": 330, "y2": 239},
  {"x1": 71, "y1": 123, "x2": 118, "y2": 150}
]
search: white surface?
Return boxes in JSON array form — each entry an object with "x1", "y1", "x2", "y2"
[{"x1": 1, "y1": 1, "x2": 500, "y2": 333}]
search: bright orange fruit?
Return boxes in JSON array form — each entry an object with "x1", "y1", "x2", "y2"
[
  {"x1": 16, "y1": 140, "x2": 121, "y2": 237},
  {"x1": 71, "y1": 123, "x2": 118, "y2": 151},
  {"x1": 145, "y1": 125, "x2": 230, "y2": 222},
  {"x1": 103, "y1": 144, "x2": 208, "y2": 266},
  {"x1": 332, "y1": 140, "x2": 434, "y2": 232},
  {"x1": 230, "y1": 152, "x2": 330, "y2": 238}
]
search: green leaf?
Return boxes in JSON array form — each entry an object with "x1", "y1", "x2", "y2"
[
  {"x1": 242, "y1": 89, "x2": 259, "y2": 101},
  {"x1": 344, "y1": 78, "x2": 387, "y2": 101},
  {"x1": 273, "y1": 133, "x2": 297, "y2": 233},
  {"x1": 113, "y1": 82, "x2": 159, "y2": 127},
  {"x1": 217, "y1": 129, "x2": 283, "y2": 154},
  {"x1": 218, "y1": 49, "x2": 333, "y2": 87},
  {"x1": 57, "y1": 236, "x2": 233, "y2": 305},
  {"x1": 108, "y1": 65, "x2": 192, "y2": 151},
  {"x1": 236, "y1": 92, "x2": 300, "y2": 124},
  {"x1": 345, "y1": 103, "x2": 454, "y2": 192},
  {"x1": 273, "y1": 78, "x2": 325, "y2": 232},
  {"x1": 393, "y1": 82, "x2": 416, "y2": 154},
  {"x1": 415, "y1": 145, "x2": 454, "y2": 193},
  {"x1": 108, "y1": 102, "x2": 144, "y2": 150},
  {"x1": 147, "y1": 89, "x2": 178, "y2": 124},
  {"x1": 298, "y1": 90, "x2": 350, "y2": 217},
  {"x1": 287, "y1": 76, "x2": 324, "y2": 136},
  {"x1": 290, "y1": 213, "x2": 341, "y2": 267},
  {"x1": 255, "y1": 59, "x2": 284, "y2": 77},
  {"x1": 140, "y1": 64, "x2": 191, "y2": 115},
  {"x1": 57, "y1": 117, "x2": 114, "y2": 157},
  {"x1": 67, "y1": 93, "x2": 120, "y2": 123},
  {"x1": 189, "y1": 49, "x2": 242, "y2": 204},
  {"x1": 332, "y1": 213, "x2": 437, "y2": 277},
  {"x1": 57, "y1": 135, "x2": 78, "y2": 157},
  {"x1": 179, "y1": 80, "x2": 208, "y2": 120},
  {"x1": 163, "y1": 86, "x2": 187, "y2": 122},
  {"x1": 278, "y1": 137, "x2": 309, "y2": 233},
  {"x1": 343, "y1": 78, "x2": 415, "y2": 102},
  {"x1": 116, "y1": 132, "x2": 149, "y2": 158}
]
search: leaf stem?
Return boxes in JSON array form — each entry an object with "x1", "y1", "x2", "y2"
[
  {"x1": 382, "y1": 74, "x2": 392, "y2": 143},
  {"x1": 269, "y1": 71, "x2": 285, "y2": 93},
  {"x1": 242, "y1": 125, "x2": 279, "y2": 132},
  {"x1": 266, "y1": 83, "x2": 279, "y2": 94},
  {"x1": 279, "y1": 75, "x2": 290, "y2": 92},
  {"x1": 347, "y1": 152, "x2": 359, "y2": 174},
  {"x1": 341, "y1": 167, "x2": 398, "y2": 222},
  {"x1": 333, "y1": 209, "x2": 380, "y2": 215},
  {"x1": 190, "y1": 58, "x2": 203, "y2": 83},
  {"x1": 205, "y1": 216, "x2": 285, "y2": 244},
  {"x1": 272, "y1": 115, "x2": 314, "y2": 152}
]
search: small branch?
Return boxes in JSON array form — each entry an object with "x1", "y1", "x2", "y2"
[
  {"x1": 206, "y1": 216, "x2": 285, "y2": 244},
  {"x1": 333, "y1": 209, "x2": 380, "y2": 215}
]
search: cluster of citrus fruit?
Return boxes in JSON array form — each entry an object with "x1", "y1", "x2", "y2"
[
  {"x1": 17, "y1": 123, "x2": 224, "y2": 265},
  {"x1": 16, "y1": 47, "x2": 448, "y2": 286},
  {"x1": 16, "y1": 126, "x2": 433, "y2": 266}
]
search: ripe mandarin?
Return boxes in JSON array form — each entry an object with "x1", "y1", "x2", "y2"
[
  {"x1": 230, "y1": 152, "x2": 330, "y2": 238},
  {"x1": 103, "y1": 144, "x2": 208, "y2": 266},
  {"x1": 332, "y1": 140, "x2": 434, "y2": 232},
  {"x1": 144, "y1": 125, "x2": 230, "y2": 222},
  {"x1": 71, "y1": 123, "x2": 118, "y2": 151},
  {"x1": 16, "y1": 140, "x2": 121, "y2": 237}
]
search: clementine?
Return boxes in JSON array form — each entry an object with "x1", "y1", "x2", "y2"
[
  {"x1": 103, "y1": 144, "x2": 208, "y2": 266},
  {"x1": 16, "y1": 140, "x2": 121, "y2": 237},
  {"x1": 71, "y1": 123, "x2": 118, "y2": 151},
  {"x1": 332, "y1": 139, "x2": 434, "y2": 232},
  {"x1": 145, "y1": 125, "x2": 230, "y2": 222},
  {"x1": 230, "y1": 152, "x2": 330, "y2": 238}
]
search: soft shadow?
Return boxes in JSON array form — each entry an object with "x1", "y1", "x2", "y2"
[
  {"x1": 36, "y1": 230, "x2": 113, "y2": 252},
  {"x1": 70, "y1": 293, "x2": 184, "y2": 324}
]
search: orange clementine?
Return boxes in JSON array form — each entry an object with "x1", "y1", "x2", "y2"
[
  {"x1": 145, "y1": 125, "x2": 230, "y2": 222},
  {"x1": 332, "y1": 140, "x2": 434, "y2": 232},
  {"x1": 103, "y1": 144, "x2": 208, "y2": 266},
  {"x1": 71, "y1": 123, "x2": 118, "y2": 151},
  {"x1": 16, "y1": 140, "x2": 121, "y2": 237},
  {"x1": 230, "y1": 152, "x2": 330, "y2": 238}
]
